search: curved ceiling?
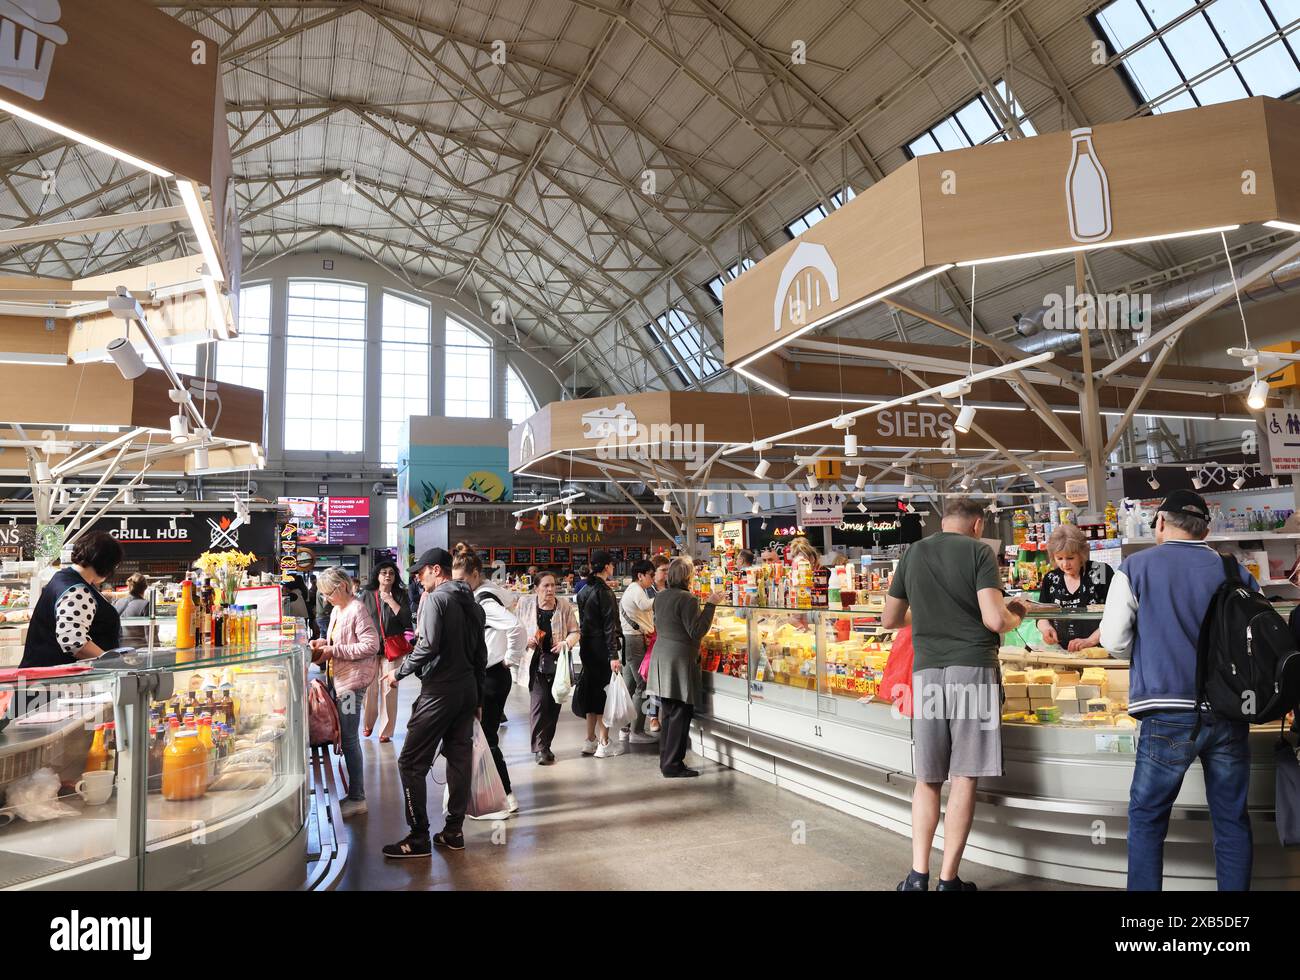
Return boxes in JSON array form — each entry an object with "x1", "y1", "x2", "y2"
[{"x1": 0, "y1": 0, "x2": 1292, "y2": 396}]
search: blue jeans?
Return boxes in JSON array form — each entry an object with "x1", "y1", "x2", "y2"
[
  {"x1": 1128, "y1": 710, "x2": 1251, "y2": 891},
  {"x1": 337, "y1": 687, "x2": 365, "y2": 801}
]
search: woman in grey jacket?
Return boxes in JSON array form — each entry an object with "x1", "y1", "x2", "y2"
[{"x1": 647, "y1": 557, "x2": 725, "y2": 778}]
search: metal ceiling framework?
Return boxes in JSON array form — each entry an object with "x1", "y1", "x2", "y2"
[{"x1": 0, "y1": 0, "x2": 1290, "y2": 411}]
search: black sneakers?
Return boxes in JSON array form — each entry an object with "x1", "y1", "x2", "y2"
[
  {"x1": 535, "y1": 750, "x2": 556, "y2": 766},
  {"x1": 433, "y1": 831, "x2": 465, "y2": 851},
  {"x1": 383, "y1": 834, "x2": 431, "y2": 859},
  {"x1": 936, "y1": 876, "x2": 978, "y2": 892},
  {"x1": 662, "y1": 767, "x2": 700, "y2": 778},
  {"x1": 896, "y1": 870, "x2": 929, "y2": 891}
]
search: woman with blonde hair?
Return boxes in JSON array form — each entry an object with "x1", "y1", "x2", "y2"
[
  {"x1": 787, "y1": 535, "x2": 821, "y2": 568},
  {"x1": 1037, "y1": 523, "x2": 1113, "y2": 652},
  {"x1": 309, "y1": 566, "x2": 380, "y2": 818}
]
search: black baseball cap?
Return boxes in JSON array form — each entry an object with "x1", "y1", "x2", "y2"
[
  {"x1": 590, "y1": 549, "x2": 613, "y2": 572},
  {"x1": 1152, "y1": 489, "x2": 1210, "y2": 527},
  {"x1": 412, "y1": 547, "x2": 453, "y2": 573}
]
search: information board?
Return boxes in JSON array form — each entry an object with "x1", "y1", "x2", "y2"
[
  {"x1": 797, "y1": 492, "x2": 844, "y2": 527},
  {"x1": 278, "y1": 497, "x2": 371, "y2": 545}
]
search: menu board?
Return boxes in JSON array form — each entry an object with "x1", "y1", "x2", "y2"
[
  {"x1": 278, "y1": 497, "x2": 370, "y2": 545},
  {"x1": 491, "y1": 548, "x2": 512, "y2": 566},
  {"x1": 534, "y1": 548, "x2": 552, "y2": 565},
  {"x1": 476, "y1": 548, "x2": 491, "y2": 565},
  {"x1": 552, "y1": 547, "x2": 571, "y2": 565},
  {"x1": 625, "y1": 547, "x2": 644, "y2": 562},
  {"x1": 512, "y1": 548, "x2": 532, "y2": 564}
]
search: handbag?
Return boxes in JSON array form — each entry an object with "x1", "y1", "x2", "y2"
[
  {"x1": 307, "y1": 677, "x2": 341, "y2": 750},
  {"x1": 639, "y1": 632, "x2": 656, "y2": 682},
  {"x1": 880, "y1": 627, "x2": 915, "y2": 718},
  {"x1": 374, "y1": 592, "x2": 412, "y2": 661}
]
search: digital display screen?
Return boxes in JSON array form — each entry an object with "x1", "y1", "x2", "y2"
[{"x1": 278, "y1": 497, "x2": 370, "y2": 545}]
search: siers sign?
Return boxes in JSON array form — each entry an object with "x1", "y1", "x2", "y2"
[{"x1": 88, "y1": 512, "x2": 277, "y2": 559}]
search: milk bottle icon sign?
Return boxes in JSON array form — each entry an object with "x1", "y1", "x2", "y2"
[{"x1": 1065, "y1": 127, "x2": 1112, "y2": 243}]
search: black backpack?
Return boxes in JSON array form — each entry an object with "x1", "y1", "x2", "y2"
[{"x1": 1195, "y1": 555, "x2": 1300, "y2": 725}]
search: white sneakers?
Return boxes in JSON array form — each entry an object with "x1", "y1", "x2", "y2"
[
  {"x1": 618, "y1": 727, "x2": 631, "y2": 741},
  {"x1": 506, "y1": 792, "x2": 519, "y2": 813},
  {"x1": 581, "y1": 738, "x2": 598, "y2": 756},
  {"x1": 339, "y1": 798, "x2": 368, "y2": 819},
  {"x1": 594, "y1": 739, "x2": 624, "y2": 758}
]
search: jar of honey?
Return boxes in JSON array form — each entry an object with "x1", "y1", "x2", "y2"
[{"x1": 162, "y1": 729, "x2": 210, "y2": 801}]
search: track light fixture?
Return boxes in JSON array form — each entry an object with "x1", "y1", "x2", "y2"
[
  {"x1": 35, "y1": 460, "x2": 51, "y2": 483},
  {"x1": 1233, "y1": 471, "x2": 1247, "y2": 490},
  {"x1": 705, "y1": 496, "x2": 716, "y2": 515},
  {"x1": 170, "y1": 413, "x2": 189, "y2": 443},
  {"x1": 751, "y1": 500, "x2": 761, "y2": 514},
  {"x1": 854, "y1": 473, "x2": 867, "y2": 490},
  {"x1": 903, "y1": 471, "x2": 913, "y2": 488},
  {"x1": 1248, "y1": 377, "x2": 1270, "y2": 411},
  {"x1": 754, "y1": 457, "x2": 771, "y2": 480},
  {"x1": 106, "y1": 336, "x2": 147, "y2": 381},
  {"x1": 955, "y1": 404, "x2": 977, "y2": 434},
  {"x1": 1148, "y1": 474, "x2": 1160, "y2": 491},
  {"x1": 662, "y1": 500, "x2": 672, "y2": 514},
  {"x1": 806, "y1": 471, "x2": 818, "y2": 489},
  {"x1": 515, "y1": 519, "x2": 523, "y2": 531}
]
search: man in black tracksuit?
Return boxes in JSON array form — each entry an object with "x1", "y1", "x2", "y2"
[{"x1": 383, "y1": 547, "x2": 487, "y2": 857}]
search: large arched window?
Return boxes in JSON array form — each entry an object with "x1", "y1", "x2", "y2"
[
  {"x1": 445, "y1": 317, "x2": 491, "y2": 417},
  {"x1": 284, "y1": 279, "x2": 367, "y2": 452},
  {"x1": 507, "y1": 365, "x2": 537, "y2": 424},
  {"x1": 216, "y1": 282, "x2": 270, "y2": 390},
  {"x1": 381, "y1": 292, "x2": 431, "y2": 464}
]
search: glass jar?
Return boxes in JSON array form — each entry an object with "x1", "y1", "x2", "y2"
[{"x1": 162, "y1": 729, "x2": 210, "y2": 801}]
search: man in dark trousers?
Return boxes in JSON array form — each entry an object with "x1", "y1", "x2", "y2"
[{"x1": 383, "y1": 548, "x2": 487, "y2": 857}]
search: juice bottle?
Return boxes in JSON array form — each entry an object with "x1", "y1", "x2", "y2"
[
  {"x1": 176, "y1": 581, "x2": 195, "y2": 650},
  {"x1": 198, "y1": 715, "x2": 217, "y2": 780},
  {"x1": 85, "y1": 724, "x2": 108, "y2": 772},
  {"x1": 162, "y1": 726, "x2": 209, "y2": 801}
]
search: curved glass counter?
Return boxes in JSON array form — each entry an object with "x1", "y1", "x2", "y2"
[{"x1": 0, "y1": 639, "x2": 308, "y2": 891}]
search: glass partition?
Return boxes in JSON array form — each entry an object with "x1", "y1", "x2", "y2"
[
  {"x1": 748, "y1": 609, "x2": 819, "y2": 715},
  {"x1": 0, "y1": 639, "x2": 308, "y2": 891}
]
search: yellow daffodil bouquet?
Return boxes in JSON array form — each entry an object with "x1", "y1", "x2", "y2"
[{"x1": 196, "y1": 550, "x2": 257, "y2": 601}]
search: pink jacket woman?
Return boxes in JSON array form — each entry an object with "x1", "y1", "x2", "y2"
[
  {"x1": 325, "y1": 596, "x2": 381, "y2": 695},
  {"x1": 513, "y1": 593, "x2": 579, "y2": 687}
]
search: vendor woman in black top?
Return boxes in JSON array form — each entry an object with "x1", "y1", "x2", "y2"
[
  {"x1": 1036, "y1": 523, "x2": 1113, "y2": 652},
  {"x1": 21, "y1": 532, "x2": 125, "y2": 668}
]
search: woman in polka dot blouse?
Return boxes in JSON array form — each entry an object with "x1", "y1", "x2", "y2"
[{"x1": 21, "y1": 532, "x2": 126, "y2": 668}]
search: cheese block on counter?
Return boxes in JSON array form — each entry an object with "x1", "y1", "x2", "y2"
[
  {"x1": 1003, "y1": 697, "x2": 1031, "y2": 712},
  {"x1": 1054, "y1": 670, "x2": 1081, "y2": 687},
  {"x1": 1078, "y1": 647, "x2": 1109, "y2": 659},
  {"x1": 1027, "y1": 683, "x2": 1053, "y2": 699},
  {"x1": 1055, "y1": 686, "x2": 1078, "y2": 701},
  {"x1": 1003, "y1": 683, "x2": 1027, "y2": 700},
  {"x1": 1085, "y1": 697, "x2": 1111, "y2": 713},
  {"x1": 1075, "y1": 684, "x2": 1102, "y2": 700},
  {"x1": 1002, "y1": 670, "x2": 1029, "y2": 685},
  {"x1": 1026, "y1": 668, "x2": 1056, "y2": 685}
]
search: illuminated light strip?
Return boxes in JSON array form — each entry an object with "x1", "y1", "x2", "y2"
[
  {"x1": 1265, "y1": 220, "x2": 1300, "y2": 233},
  {"x1": 790, "y1": 394, "x2": 1023, "y2": 410},
  {"x1": 731, "y1": 264, "x2": 955, "y2": 372},
  {"x1": 0, "y1": 97, "x2": 172, "y2": 178},
  {"x1": 956, "y1": 225, "x2": 1240, "y2": 267},
  {"x1": 734, "y1": 363, "x2": 790, "y2": 396},
  {"x1": 726, "y1": 351, "x2": 1055, "y2": 454},
  {"x1": 177, "y1": 180, "x2": 225, "y2": 285},
  {"x1": 1053, "y1": 408, "x2": 1254, "y2": 423}
]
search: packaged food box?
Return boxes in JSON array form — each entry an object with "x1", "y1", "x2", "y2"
[
  {"x1": 1085, "y1": 697, "x2": 1110, "y2": 713},
  {"x1": 1034, "y1": 705, "x2": 1062, "y2": 724}
]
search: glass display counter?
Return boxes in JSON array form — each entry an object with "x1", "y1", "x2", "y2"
[
  {"x1": 0, "y1": 639, "x2": 309, "y2": 891},
  {"x1": 690, "y1": 601, "x2": 1300, "y2": 888}
]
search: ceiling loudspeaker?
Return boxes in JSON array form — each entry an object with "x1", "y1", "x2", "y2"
[
  {"x1": 247, "y1": 480, "x2": 259, "y2": 495},
  {"x1": 174, "y1": 480, "x2": 188, "y2": 495},
  {"x1": 372, "y1": 482, "x2": 386, "y2": 496}
]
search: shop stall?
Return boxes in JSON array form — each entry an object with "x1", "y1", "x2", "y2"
[{"x1": 0, "y1": 639, "x2": 310, "y2": 890}]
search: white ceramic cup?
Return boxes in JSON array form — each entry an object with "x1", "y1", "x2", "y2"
[{"x1": 75, "y1": 770, "x2": 115, "y2": 806}]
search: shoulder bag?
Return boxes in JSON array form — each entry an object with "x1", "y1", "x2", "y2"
[{"x1": 374, "y1": 591, "x2": 412, "y2": 661}]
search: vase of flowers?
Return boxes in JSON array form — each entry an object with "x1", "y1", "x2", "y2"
[{"x1": 196, "y1": 550, "x2": 256, "y2": 604}]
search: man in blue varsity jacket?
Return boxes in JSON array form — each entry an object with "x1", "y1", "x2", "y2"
[{"x1": 1100, "y1": 489, "x2": 1257, "y2": 891}]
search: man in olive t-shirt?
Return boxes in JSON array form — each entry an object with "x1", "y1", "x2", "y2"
[{"x1": 883, "y1": 497, "x2": 1024, "y2": 892}]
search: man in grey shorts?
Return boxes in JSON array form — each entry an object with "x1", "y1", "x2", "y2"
[{"x1": 883, "y1": 496, "x2": 1024, "y2": 892}]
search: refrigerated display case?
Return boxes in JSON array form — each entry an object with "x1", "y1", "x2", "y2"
[
  {"x1": 691, "y1": 602, "x2": 1300, "y2": 888},
  {"x1": 0, "y1": 640, "x2": 309, "y2": 890}
]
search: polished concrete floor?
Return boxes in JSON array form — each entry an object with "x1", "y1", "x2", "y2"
[{"x1": 335, "y1": 681, "x2": 1078, "y2": 890}]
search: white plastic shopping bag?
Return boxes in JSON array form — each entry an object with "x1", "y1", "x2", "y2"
[
  {"x1": 602, "y1": 672, "x2": 637, "y2": 732},
  {"x1": 467, "y1": 720, "x2": 508, "y2": 818},
  {"x1": 551, "y1": 644, "x2": 573, "y2": 705}
]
